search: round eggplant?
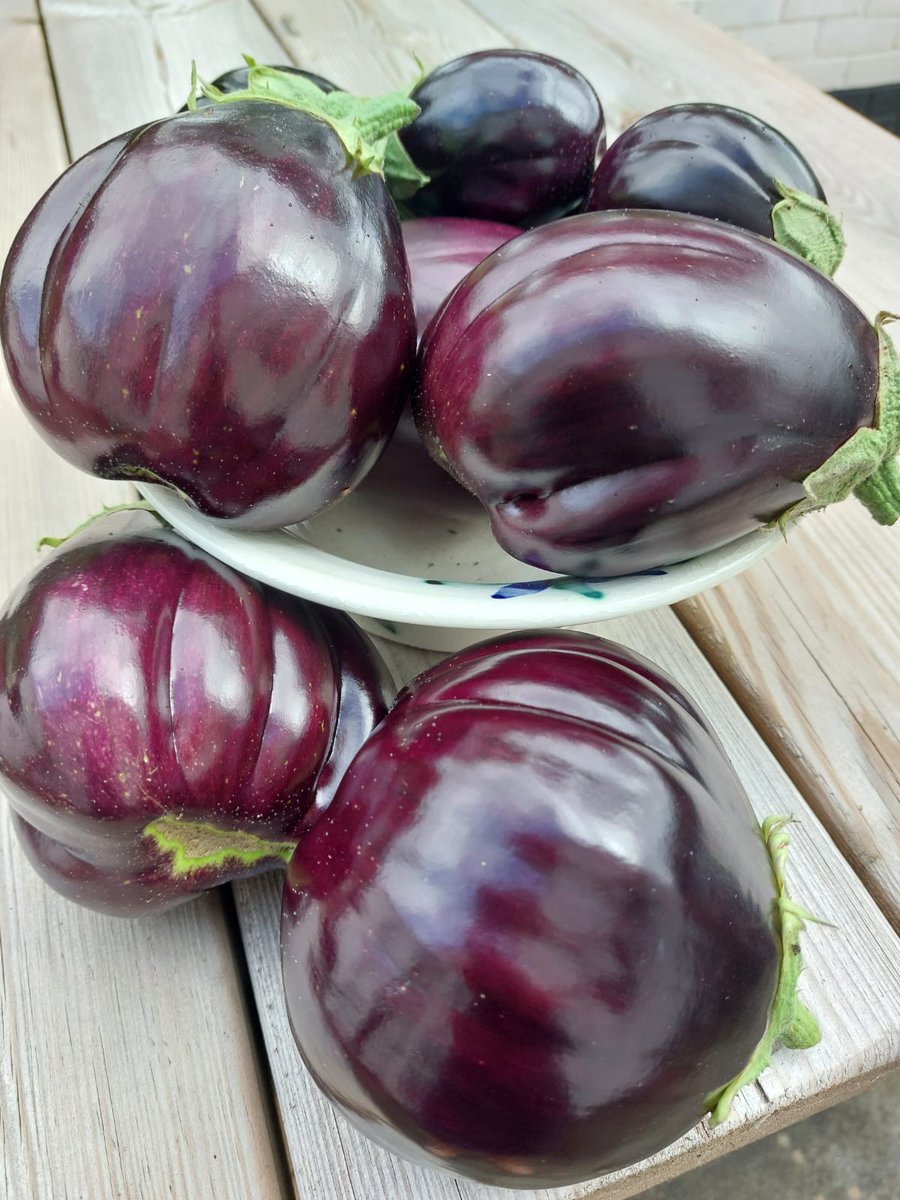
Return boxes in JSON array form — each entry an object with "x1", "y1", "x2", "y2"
[
  {"x1": 0, "y1": 509, "x2": 391, "y2": 916},
  {"x1": 0, "y1": 100, "x2": 416, "y2": 529},
  {"x1": 402, "y1": 216, "x2": 520, "y2": 340},
  {"x1": 416, "y1": 209, "x2": 898, "y2": 577},
  {"x1": 282, "y1": 630, "x2": 816, "y2": 1188},
  {"x1": 182, "y1": 63, "x2": 338, "y2": 110},
  {"x1": 380, "y1": 217, "x2": 521, "y2": 476},
  {"x1": 586, "y1": 103, "x2": 842, "y2": 274},
  {"x1": 400, "y1": 50, "x2": 605, "y2": 226}
]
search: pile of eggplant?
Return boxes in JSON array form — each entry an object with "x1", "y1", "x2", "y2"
[{"x1": 0, "y1": 45, "x2": 886, "y2": 1189}]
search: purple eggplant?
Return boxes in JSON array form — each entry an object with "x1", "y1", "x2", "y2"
[
  {"x1": 402, "y1": 216, "x2": 520, "y2": 340},
  {"x1": 400, "y1": 50, "x2": 605, "y2": 226},
  {"x1": 586, "y1": 103, "x2": 842, "y2": 275},
  {"x1": 0, "y1": 509, "x2": 391, "y2": 916},
  {"x1": 0, "y1": 97, "x2": 416, "y2": 529},
  {"x1": 282, "y1": 630, "x2": 817, "y2": 1188},
  {"x1": 379, "y1": 217, "x2": 521, "y2": 476},
  {"x1": 416, "y1": 209, "x2": 899, "y2": 577}
]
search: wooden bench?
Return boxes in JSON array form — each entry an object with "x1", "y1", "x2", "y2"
[{"x1": 1, "y1": 2, "x2": 898, "y2": 1197}]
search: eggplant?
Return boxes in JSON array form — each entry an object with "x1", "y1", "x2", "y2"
[
  {"x1": 0, "y1": 509, "x2": 391, "y2": 916},
  {"x1": 282, "y1": 630, "x2": 818, "y2": 1188},
  {"x1": 400, "y1": 50, "x2": 605, "y2": 226},
  {"x1": 586, "y1": 103, "x2": 843, "y2": 275},
  {"x1": 416, "y1": 209, "x2": 899, "y2": 577},
  {"x1": 0, "y1": 95, "x2": 417, "y2": 529},
  {"x1": 378, "y1": 217, "x2": 521, "y2": 475},
  {"x1": 181, "y1": 63, "x2": 339, "y2": 110},
  {"x1": 402, "y1": 216, "x2": 520, "y2": 340}
]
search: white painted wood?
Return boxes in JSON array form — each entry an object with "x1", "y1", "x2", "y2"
[{"x1": 0, "y1": 7, "x2": 291, "y2": 1199}]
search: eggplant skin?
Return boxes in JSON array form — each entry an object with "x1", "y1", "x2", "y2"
[
  {"x1": 0, "y1": 511, "x2": 391, "y2": 916},
  {"x1": 0, "y1": 102, "x2": 416, "y2": 529},
  {"x1": 416, "y1": 209, "x2": 878, "y2": 577},
  {"x1": 400, "y1": 50, "x2": 605, "y2": 226},
  {"x1": 282, "y1": 630, "x2": 780, "y2": 1189},
  {"x1": 587, "y1": 103, "x2": 826, "y2": 238},
  {"x1": 401, "y1": 216, "x2": 520, "y2": 341}
]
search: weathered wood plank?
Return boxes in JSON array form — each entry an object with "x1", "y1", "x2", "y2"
[
  {"x1": 39, "y1": 0, "x2": 287, "y2": 158},
  {"x1": 0, "y1": 7, "x2": 291, "y2": 1200},
  {"x1": 20, "y1": 1, "x2": 900, "y2": 1199}
]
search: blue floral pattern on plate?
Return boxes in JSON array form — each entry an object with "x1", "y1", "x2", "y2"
[{"x1": 423, "y1": 568, "x2": 668, "y2": 601}]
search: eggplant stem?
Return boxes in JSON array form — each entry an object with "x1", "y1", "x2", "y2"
[
  {"x1": 771, "y1": 180, "x2": 845, "y2": 277},
  {"x1": 704, "y1": 816, "x2": 824, "y2": 1127},
  {"x1": 143, "y1": 814, "x2": 296, "y2": 877},
  {"x1": 777, "y1": 314, "x2": 900, "y2": 529},
  {"x1": 37, "y1": 500, "x2": 163, "y2": 551},
  {"x1": 186, "y1": 59, "x2": 423, "y2": 183}
]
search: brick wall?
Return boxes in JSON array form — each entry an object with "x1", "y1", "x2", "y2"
[{"x1": 676, "y1": 0, "x2": 900, "y2": 88}]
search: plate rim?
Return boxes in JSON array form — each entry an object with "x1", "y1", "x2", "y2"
[{"x1": 138, "y1": 483, "x2": 781, "y2": 629}]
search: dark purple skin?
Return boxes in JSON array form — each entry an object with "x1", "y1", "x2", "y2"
[
  {"x1": 416, "y1": 209, "x2": 878, "y2": 576},
  {"x1": 282, "y1": 630, "x2": 780, "y2": 1188},
  {"x1": 384, "y1": 217, "x2": 520, "y2": 477},
  {"x1": 586, "y1": 103, "x2": 826, "y2": 238},
  {"x1": 187, "y1": 64, "x2": 339, "y2": 109},
  {"x1": 0, "y1": 510, "x2": 392, "y2": 916},
  {"x1": 400, "y1": 50, "x2": 605, "y2": 226},
  {"x1": 0, "y1": 101, "x2": 416, "y2": 529},
  {"x1": 402, "y1": 217, "x2": 520, "y2": 341}
]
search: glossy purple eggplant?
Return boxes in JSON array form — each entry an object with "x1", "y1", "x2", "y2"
[
  {"x1": 0, "y1": 100, "x2": 416, "y2": 529},
  {"x1": 587, "y1": 103, "x2": 825, "y2": 236},
  {"x1": 0, "y1": 510, "x2": 391, "y2": 916},
  {"x1": 400, "y1": 50, "x2": 605, "y2": 226},
  {"x1": 402, "y1": 217, "x2": 520, "y2": 340},
  {"x1": 416, "y1": 209, "x2": 889, "y2": 577},
  {"x1": 282, "y1": 630, "x2": 798, "y2": 1188},
  {"x1": 383, "y1": 216, "x2": 521, "y2": 477},
  {"x1": 585, "y1": 103, "x2": 842, "y2": 274}
]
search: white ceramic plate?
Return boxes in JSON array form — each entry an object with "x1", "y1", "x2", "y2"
[{"x1": 138, "y1": 442, "x2": 780, "y2": 652}]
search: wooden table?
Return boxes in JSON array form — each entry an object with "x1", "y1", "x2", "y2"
[{"x1": 2, "y1": 2, "x2": 899, "y2": 1198}]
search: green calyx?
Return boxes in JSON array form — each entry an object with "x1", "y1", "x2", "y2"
[
  {"x1": 143, "y1": 814, "x2": 296, "y2": 878},
  {"x1": 779, "y1": 314, "x2": 900, "y2": 530},
  {"x1": 705, "y1": 816, "x2": 824, "y2": 1127},
  {"x1": 37, "y1": 500, "x2": 163, "y2": 551},
  {"x1": 771, "y1": 180, "x2": 845, "y2": 276},
  {"x1": 186, "y1": 58, "x2": 429, "y2": 193}
]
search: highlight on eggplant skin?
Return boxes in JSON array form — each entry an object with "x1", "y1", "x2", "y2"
[
  {"x1": 280, "y1": 630, "x2": 786, "y2": 1189},
  {"x1": 400, "y1": 49, "x2": 605, "y2": 226},
  {"x1": 586, "y1": 102, "x2": 827, "y2": 240},
  {"x1": 415, "y1": 208, "x2": 879, "y2": 578}
]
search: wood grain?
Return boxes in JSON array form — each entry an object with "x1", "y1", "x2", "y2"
[
  {"x1": 454, "y1": 0, "x2": 900, "y2": 929},
  {"x1": 10, "y1": 1, "x2": 900, "y2": 1199},
  {"x1": 0, "y1": 7, "x2": 290, "y2": 1200},
  {"x1": 39, "y1": 0, "x2": 288, "y2": 158}
]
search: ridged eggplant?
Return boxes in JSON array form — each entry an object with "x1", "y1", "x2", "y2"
[{"x1": 0, "y1": 510, "x2": 391, "y2": 915}]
